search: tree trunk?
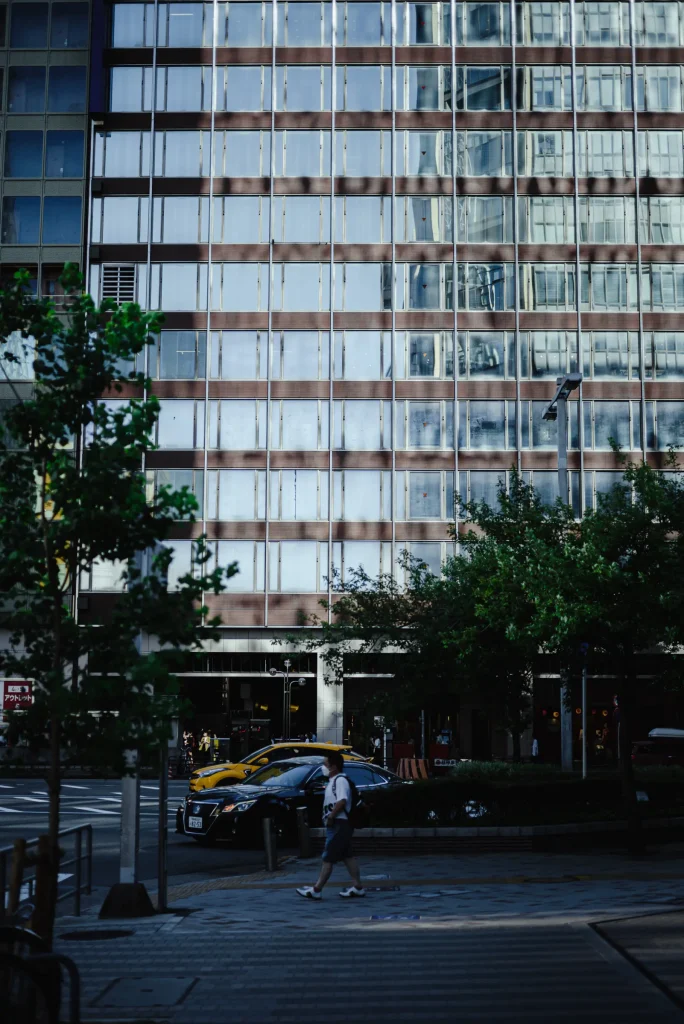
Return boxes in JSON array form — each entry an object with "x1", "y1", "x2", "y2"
[
  {"x1": 511, "y1": 730, "x2": 522, "y2": 762},
  {"x1": 618, "y1": 664, "x2": 644, "y2": 855}
]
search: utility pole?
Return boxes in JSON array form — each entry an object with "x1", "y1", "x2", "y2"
[{"x1": 543, "y1": 374, "x2": 583, "y2": 773}]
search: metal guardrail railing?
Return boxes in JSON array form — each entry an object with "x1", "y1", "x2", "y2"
[{"x1": 0, "y1": 824, "x2": 93, "y2": 919}]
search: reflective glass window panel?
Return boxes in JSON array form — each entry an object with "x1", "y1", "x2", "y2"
[
  {"x1": 337, "y1": 66, "x2": 389, "y2": 111},
  {"x1": 51, "y1": 2, "x2": 89, "y2": 46},
  {"x1": 214, "y1": 470, "x2": 266, "y2": 520},
  {"x1": 212, "y1": 331, "x2": 267, "y2": 380},
  {"x1": 226, "y1": 65, "x2": 271, "y2": 111},
  {"x1": 97, "y1": 131, "x2": 150, "y2": 177},
  {"x1": 408, "y1": 472, "x2": 442, "y2": 518},
  {"x1": 271, "y1": 331, "x2": 329, "y2": 379},
  {"x1": 276, "y1": 65, "x2": 330, "y2": 111},
  {"x1": 468, "y1": 470, "x2": 506, "y2": 507},
  {"x1": 641, "y1": 66, "x2": 682, "y2": 112},
  {"x1": 157, "y1": 399, "x2": 203, "y2": 447},
  {"x1": 338, "y1": 1, "x2": 386, "y2": 43},
  {"x1": 163, "y1": 2, "x2": 206, "y2": 45},
  {"x1": 11, "y1": 2, "x2": 47, "y2": 46},
  {"x1": 224, "y1": 1, "x2": 272, "y2": 44},
  {"x1": 336, "y1": 130, "x2": 390, "y2": 176},
  {"x1": 589, "y1": 401, "x2": 632, "y2": 448},
  {"x1": 277, "y1": 1, "x2": 331, "y2": 44},
  {"x1": 408, "y1": 402, "x2": 441, "y2": 447},
  {"x1": 273, "y1": 196, "x2": 329, "y2": 243},
  {"x1": 217, "y1": 196, "x2": 268, "y2": 243},
  {"x1": 334, "y1": 470, "x2": 383, "y2": 520},
  {"x1": 45, "y1": 131, "x2": 83, "y2": 178},
  {"x1": 645, "y1": 197, "x2": 684, "y2": 244},
  {"x1": 275, "y1": 400, "x2": 325, "y2": 449},
  {"x1": 335, "y1": 401, "x2": 383, "y2": 449},
  {"x1": 158, "y1": 331, "x2": 206, "y2": 379},
  {"x1": 48, "y1": 66, "x2": 86, "y2": 112},
  {"x1": 335, "y1": 264, "x2": 392, "y2": 311},
  {"x1": 8, "y1": 67, "x2": 45, "y2": 113},
  {"x1": 42, "y1": 196, "x2": 81, "y2": 244},
  {"x1": 276, "y1": 130, "x2": 330, "y2": 176},
  {"x1": 223, "y1": 131, "x2": 269, "y2": 176},
  {"x1": 218, "y1": 541, "x2": 265, "y2": 592},
  {"x1": 653, "y1": 333, "x2": 684, "y2": 379},
  {"x1": 464, "y1": 66, "x2": 506, "y2": 110},
  {"x1": 334, "y1": 331, "x2": 387, "y2": 379},
  {"x1": 336, "y1": 196, "x2": 389, "y2": 244},
  {"x1": 4, "y1": 132, "x2": 43, "y2": 178},
  {"x1": 1, "y1": 196, "x2": 40, "y2": 243},
  {"x1": 111, "y1": 3, "x2": 148, "y2": 45},
  {"x1": 468, "y1": 332, "x2": 506, "y2": 378},
  {"x1": 654, "y1": 401, "x2": 684, "y2": 448},
  {"x1": 457, "y1": 131, "x2": 510, "y2": 176},
  {"x1": 274, "y1": 470, "x2": 324, "y2": 520},
  {"x1": 467, "y1": 400, "x2": 506, "y2": 448}
]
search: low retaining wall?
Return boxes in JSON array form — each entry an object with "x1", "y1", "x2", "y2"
[{"x1": 309, "y1": 817, "x2": 684, "y2": 854}]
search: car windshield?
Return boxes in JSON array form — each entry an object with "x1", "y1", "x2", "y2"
[
  {"x1": 245, "y1": 763, "x2": 313, "y2": 788},
  {"x1": 245, "y1": 745, "x2": 273, "y2": 764}
]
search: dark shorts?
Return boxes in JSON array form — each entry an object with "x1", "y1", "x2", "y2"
[{"x1": 322, "y1": 820, "x2": 353, "y2": 863}]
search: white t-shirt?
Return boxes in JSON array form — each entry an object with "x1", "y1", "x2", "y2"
[{"x1": 323, "y1": 773, "x2": 351, "y2": 825}]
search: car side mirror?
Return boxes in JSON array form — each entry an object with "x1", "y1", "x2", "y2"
[
  {"x1": 257, "y1": 757, "x2": 268, "y2": 765},
  {"x1": 308, "y1": 778, "x2": 327, "y2": 791}
]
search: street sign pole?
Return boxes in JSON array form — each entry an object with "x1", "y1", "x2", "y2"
[
  {"x1": 119, "y1": 750, "x2": 140, "y2": 884},
  {"x1": 581, "y1": 666, "x2": 588, "y2": 779},
  {"x1": 157, "y1": 745, "x2": 168, "y2": 913}
]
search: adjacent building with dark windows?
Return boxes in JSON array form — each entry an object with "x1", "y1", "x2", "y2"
[{"x1": 9, "y1": 0, "x2": 684, "y2": 756}]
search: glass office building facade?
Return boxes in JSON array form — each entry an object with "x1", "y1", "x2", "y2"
[
  {"x1": 0, "y1": 0, "x2": 89, "y2": 301},
  {"x1": 82, "y1": 0, "x2": 684, "y2": 745}
]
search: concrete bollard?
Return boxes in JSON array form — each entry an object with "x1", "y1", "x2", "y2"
[
  {"x1": 296, "y1": 807, "x2": 311, "y2": 859},
  {"x1": 262, "y1": 817, "x2": 277, "y2": 872}
]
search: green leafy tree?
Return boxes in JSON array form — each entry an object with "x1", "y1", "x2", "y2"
[
  {"x1": 462, "y1": 463, "x2": 684, "y2": 848},
  {"x1": 0, "y1": 266, "x2": 233, "y2": 940}
]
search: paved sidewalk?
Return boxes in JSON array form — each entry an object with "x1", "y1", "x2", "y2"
[{"x1": 52, "y1": 848, "x2": 684, "y2": 1024}]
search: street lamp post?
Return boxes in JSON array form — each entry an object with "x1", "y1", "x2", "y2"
[
  {"x1": 543, "y1": 374, "x2": 583, "y2": 773},
  {"x1": 269, "y1": 663, "x2": 307, "y2": 739}
]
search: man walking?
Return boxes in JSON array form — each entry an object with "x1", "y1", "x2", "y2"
[{"x1": 296, "y1": 751, "x2": 365, "y2": 900}]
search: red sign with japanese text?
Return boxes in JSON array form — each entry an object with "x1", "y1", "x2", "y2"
[{"x1": 2, "y1": 681, "x2": 33, "y2": 709}]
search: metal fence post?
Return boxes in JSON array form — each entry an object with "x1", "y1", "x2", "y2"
[
  {"x1": 74, "y1": 830, "x2": 82, "y2": 917},
  {"x1": 262, "y1": 817, "x2": 276, "y2": 872},
  {"x1": 85, "y1": 825, "x2": 92, "y2": 895},
  {"x1": 0, "y1": 848, "x2": 7, "y2": 920}
]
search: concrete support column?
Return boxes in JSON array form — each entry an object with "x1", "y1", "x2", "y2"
[{"x1": 316, "y1": 653, "x2": 343, "y2": 743}]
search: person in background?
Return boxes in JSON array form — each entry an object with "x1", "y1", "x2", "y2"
[
  {"x1": 212, "y1": 732, "x2": 220, "y2": 762},
  {"x1": 199, "y1": 729, "x2": 211, "y2": 764}
]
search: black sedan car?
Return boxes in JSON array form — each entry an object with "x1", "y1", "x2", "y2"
[{"x1": 177, "y1": 755, "x2": 403, "y2": 845}]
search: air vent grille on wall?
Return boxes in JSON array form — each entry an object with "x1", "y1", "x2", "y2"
[{"x1": 101, "y1": 265, "x2": 136, "y2": 303}]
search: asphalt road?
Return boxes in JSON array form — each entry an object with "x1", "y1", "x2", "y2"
[{"x1": 0, "y1": 777, "x2": 269, "y2": 892}]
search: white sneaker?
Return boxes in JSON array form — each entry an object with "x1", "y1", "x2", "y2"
[
  {"x1": 296, "y1": 886, "x2": 322, "y2": 900},
  {"x1": 339, "y1": 886, "x2": 366, "y2": 898}
]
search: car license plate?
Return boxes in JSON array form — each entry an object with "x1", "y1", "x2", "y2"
[{"x1": 188, "y1": 816, "x2": 203, "y2": 829}]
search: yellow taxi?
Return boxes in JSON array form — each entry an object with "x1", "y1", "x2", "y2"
[{"x1": 188, "y1": 741, "x2": 368, "y2": 792}]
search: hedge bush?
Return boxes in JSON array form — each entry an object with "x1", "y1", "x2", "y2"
[{"x1": 365, "y1": 768, "x2": 684, "y2": 827}]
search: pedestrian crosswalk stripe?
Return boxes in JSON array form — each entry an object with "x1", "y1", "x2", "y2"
[
  {"x1": 73, "y1": 805, "x2": 117, "y2": 815},
  {"x1": 62, "y1": 784, "x2": 89, "y2": 790},
  {"x1": 0, "y1": 806, "x2": 21, "y2": 813},
  {"x1": 16, "y1": 795, "x2": 48, "y2": 802}
]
